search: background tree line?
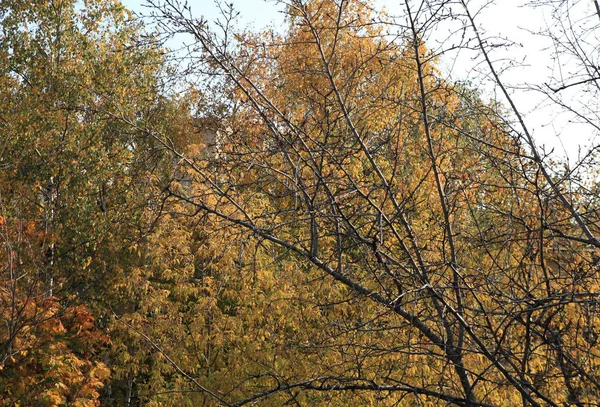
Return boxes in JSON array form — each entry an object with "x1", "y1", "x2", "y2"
[{"x1": 1, "y1": 0, "x2": 599, "y2": 406}]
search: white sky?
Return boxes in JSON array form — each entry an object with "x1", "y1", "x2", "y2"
[{"x1": 123, "y1": 0, "x2": 598, "y2": 164}]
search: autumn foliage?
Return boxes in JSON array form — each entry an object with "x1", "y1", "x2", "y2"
[{"x1": 1, "y1": 0, "x2": 600, "y2": 406}]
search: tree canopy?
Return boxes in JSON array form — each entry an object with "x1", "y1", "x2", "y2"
[{"x1": 1, "y1": 0, "x2": 599, "y2": 406}]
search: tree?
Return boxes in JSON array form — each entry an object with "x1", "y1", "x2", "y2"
[
  {"x1": 144, "y1": 0, "x2": 600, "y2": 405},
  {"x1": 0, "y1": 0, "x2": 174, "y2": 404},
  {"x1": 2, "y1": 0, "x2": 598, "y2": 405}
]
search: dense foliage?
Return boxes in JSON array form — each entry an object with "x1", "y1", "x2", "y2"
[{"x1": 1, "y1": 0, "x2": 599, "y2": 406}]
